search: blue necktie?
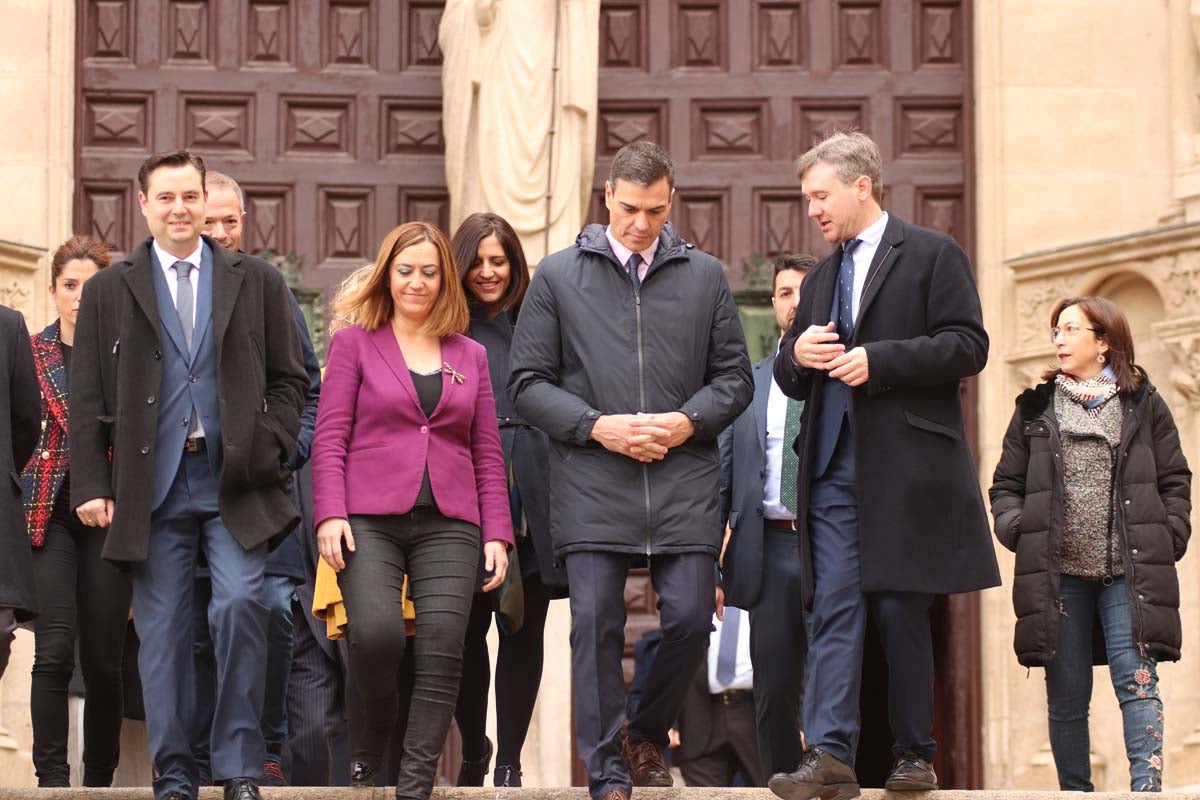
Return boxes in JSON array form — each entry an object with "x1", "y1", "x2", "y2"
[
  {"x1": 836, "y1": 239, "x2": 862, "y2": 342},
  {"x1": 716, "y1": 606, "x2": 741, "y2": 686},
  {"x1": 173, "y1": 261, "x2": 200, "y2": 436}
]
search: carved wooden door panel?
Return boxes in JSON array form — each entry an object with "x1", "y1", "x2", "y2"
[{"x1": 75, "y1": 0, "x2": 450, "y2": 309}]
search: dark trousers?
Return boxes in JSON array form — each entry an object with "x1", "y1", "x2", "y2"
[
  {"x1": 337, "y1": 510, "x2": 479, "y2": 800},
  {"x1": 566, "y1": 550, "x2": 714, "y2": 800},
  {"x1": 283, "y1": 594, "x2": 350, "y2": 786},
  {"x1": 455, "y1": 571, "x2": 552, "y2": 773},
  {"x1": 677, "y1": 693, "x2": 763, "y2": 787},
  {"x1": 748, "y1": 526, "x2": 807, "y2": 777},
  {"x1": 30, "y1": 506, "x2": 131, "y2": 787},
  {"x1": 804, "y1": 421, "x2": 935, "y2": 767},
  {"x1": 193, "y1": 572, "x2": 297, "y2": 782},
  {"x1": 133, "y1": 451, "x2": 269, "y2": 799}
]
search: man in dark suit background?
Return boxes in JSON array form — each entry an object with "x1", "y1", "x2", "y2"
[
  {"x1": 719, "y1": 253, "x2": 813, "y2": 781},
  {"x1": 769, "y1": 132, "x2": 1000, "y2": 800},
  {"x1": 70, "y1": 149, "x2": 308, "y2": 800},
  {"x1": 188, "y1": 170, "x2": 322, "y2": 787},
  {"x1": 0, "y1": 304, "x2": 40, "y2": 679}
]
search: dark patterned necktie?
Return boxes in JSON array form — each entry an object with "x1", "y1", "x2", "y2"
[
  {"x1": 780, "y1": 397, "x2": 804, "y2": 516},
  {"x1": 627, "y1": 252, "x2": 642, "y2": 292},
  {"x1": 836, "y1": 239, "x2": 862, "y2": 341}
]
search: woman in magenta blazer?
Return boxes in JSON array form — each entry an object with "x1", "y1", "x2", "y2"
[{"x1": 311, "y1": 221, "x2": 512, "y2": 800}]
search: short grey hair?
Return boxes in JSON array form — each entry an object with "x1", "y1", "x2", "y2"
[
  {"x1": 795, "y1": 131, "x2": 883, "y2": 204},
  {"x1": 609, "y1": 141, "x2": 675, "y2": 190},
  {"x1": 204, "y1": 170, "x2": 245, "y2": 211}
]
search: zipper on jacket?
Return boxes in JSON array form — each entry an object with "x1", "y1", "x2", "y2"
[
  {"x1": 1114, "y1": 391, "x2": 1149, "y2": 654},
  {"x1": 633, "y1": 279, "x2": 653, "y2": 561}
]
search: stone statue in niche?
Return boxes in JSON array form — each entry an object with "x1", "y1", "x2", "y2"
[{"x1": 440, "y1": 0, "x2": 600, "y2": 265}]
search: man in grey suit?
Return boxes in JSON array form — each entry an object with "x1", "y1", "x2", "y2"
[
  {"x1": 0, "y1": 304, "x2": 40, "y2": 679},
  {"x1": 70, "y1": 149, "x2": 308, "y2": 800},
  {"x1": 719, "y1": 253, "x2": 813, "y2": 781}
]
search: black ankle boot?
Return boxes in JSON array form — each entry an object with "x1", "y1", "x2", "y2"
[
  {"x1": 494, "y1": 764, "x2": 522, "y2": 787},
  {"x1": 456, "y1": 736, "x2": 493, "y2": 786}
]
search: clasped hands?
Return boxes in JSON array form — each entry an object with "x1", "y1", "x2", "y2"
[
  {"x1": 791, "y1": 321, "x2": 869, "y2": 387},
  {"x1": 589, "y1": 411, "x2": 695, "y2": 463}
]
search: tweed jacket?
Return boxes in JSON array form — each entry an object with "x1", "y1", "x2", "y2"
[{"x1": 20, "y1": 321, "x2": 70, "y2": 546}]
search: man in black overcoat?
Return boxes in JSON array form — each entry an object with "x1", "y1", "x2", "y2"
[
  {"x1": 70, "y1": 150, "x2": 307, "y2": 800},
  {"x1": 0, "y1": 304, "x2": 40, "y2": 679},
  {"x1": 769, "y1": 132, "x2": 1000, "y2": 800}
]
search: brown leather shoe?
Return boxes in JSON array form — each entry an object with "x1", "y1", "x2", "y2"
[
  {"x1": 768, "y1": 747, "x2": 859, "y2": 800},
  {"x1": 599, "y1": 790, "x2": 630, "y2": 800},
  {"x1": 884, "y1": 750, "x2": 937, "y2": 791},
  {"x1": 621, "y1": 736, "x2": 673, "y2": 787}
]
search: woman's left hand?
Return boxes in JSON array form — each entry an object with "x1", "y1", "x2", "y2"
[{"x1": 481, "y1": 540, "x2": 509, "y2": 592}]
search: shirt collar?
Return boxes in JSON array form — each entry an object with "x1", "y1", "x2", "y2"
[
  {"x1": 852, "y1": 211, "x2": 889, "y2": 250},
  {"x1": 604, "y1": 226, "x2": 659, "y2": 269},
  {"x1": 153, "y1": 238, "x2": 204, "y2": 276}
]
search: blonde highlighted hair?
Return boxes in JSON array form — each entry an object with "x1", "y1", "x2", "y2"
[{"x1": 331, "y1": 221, "x2": 469, "y2": 337}]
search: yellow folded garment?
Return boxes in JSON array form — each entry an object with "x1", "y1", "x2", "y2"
[{"x1": 312, "y1": 557, "x2": 416, "y2": 640}]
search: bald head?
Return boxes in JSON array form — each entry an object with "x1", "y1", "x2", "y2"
[{"x1": 203, "y1": 171, "x2": 245, "y2": 252}]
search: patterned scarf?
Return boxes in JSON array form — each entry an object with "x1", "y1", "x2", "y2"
[{"x1": 1055, "y1": 365, "x2": 1118, "y2": 417}]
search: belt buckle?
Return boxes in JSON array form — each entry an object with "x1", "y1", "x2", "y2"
[{"x1": 185, "y1": 437, "x2": 202, "y2": 453}]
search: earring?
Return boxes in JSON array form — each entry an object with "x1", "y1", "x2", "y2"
[{"x1": 1097, "y1": 353, "x2": 1106, "y2": 364}]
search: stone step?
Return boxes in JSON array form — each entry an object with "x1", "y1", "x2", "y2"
[{"x1": 1, "y1": 791, "x2": 1198, "y2": 800}]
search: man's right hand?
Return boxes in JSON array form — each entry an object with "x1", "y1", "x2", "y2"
[
  {"x1": 76, "y1": 497, "x2": 114, "y2": 528},
  {"x1": 791, "y1": 321, "x2": 846, "y2": 370},
  {"x1": 589, "y1": 414, "x2": 669, "y2": 462}
]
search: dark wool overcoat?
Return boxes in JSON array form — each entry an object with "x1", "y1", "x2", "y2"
[
  {"x1": 774, "y1": 214, "x2": 1001, "y2": 606},
  {"x1": 0, "y1": 305, "x2": 40, "y2": 619},
  {"x1": 69, "y1": 236, "x2": 308, "y2": 564},
  {"x1": 989, "y1": 377, "x2": 1191, "y2": 666},
  {"x1": 509, "y1": 223, "x2": 753, "y2": 559}
]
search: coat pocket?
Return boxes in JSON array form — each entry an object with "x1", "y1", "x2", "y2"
[{"x1": 903, "y1": 410, "x2": 960, "y2": 441}]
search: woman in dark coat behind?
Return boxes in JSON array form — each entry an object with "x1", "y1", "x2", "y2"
[
  {"x1": 450, "y1": 212, "x2": 568, "y2": 788},
  {"x1": 990, "y1": 295, "x2": 1190, "y2": 793},
  {"x1": 20, "y1": 236, "x2": 132, "y2": 788}
]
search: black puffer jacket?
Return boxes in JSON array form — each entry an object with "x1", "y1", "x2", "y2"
[
  {"x1": 509, "y1": 223, "x2": 752, "y2": 559},
  {"x1": 989, "y1": 376, "x2": 1191, "y2": 666}
]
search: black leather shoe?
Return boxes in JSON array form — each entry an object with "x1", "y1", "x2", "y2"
[
  {"x1": 885, "y1": 750, "x2": 938, "y2": 791},
  {"x1": 494, "y1": 764, "x2": 522, "y2": 787},
  {"x1": 621, "y1": 736, "x2": 673, "y2": 787},
  {"x1": 162, "y1": 794, "x2": 190, "y2": 800},
  {"x1": 350, "y1": 760, "x2": 380, "y2": 788},
  {"x1": 768, "y1": 747, "x2": 860, "y2": 800},
  {"x1": 223, "y1": 777, "x2": 262, "y2": 800},
  {"x1": 457, "y1": 736, "x2": 493, "y2": 786}
]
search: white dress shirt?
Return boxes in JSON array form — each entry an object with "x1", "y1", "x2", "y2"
[
  {"x1": 847, "y1": 211, "x2": 889, "y2": 320},
  {"x1": 153, "y1": 238, "x2": 206, "y2": 437},
  {"x1": 762, "y1": 341, "x2": 795, "y2": 521},
  {"x1": 153, "y1": 239, "x2": 204, "y2": 330},
  {"x1": 706, "y1": 610, "x2": 754, "y2": 693},
  {"x1": 605, "y1": 226, "x2": 658, "y2": 281}
]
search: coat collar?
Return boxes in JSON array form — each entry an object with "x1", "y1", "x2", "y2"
[
  {"x1": 853, "y1": 213, "x2": 906, "y2": 333},
  {"x1": 1017, "y1": 373, "x2": 1153, "y2": 422},
  {"x1": 367, "y1": 326, "x2": 466, "y2": 420},
  {"x1": 121, "y1": 235, "x2": 244, "y2": 349}
]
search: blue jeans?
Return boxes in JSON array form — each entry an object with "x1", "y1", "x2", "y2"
[{"x1": 1046, "y1": 575, "x2": 1164, "y2": 792}]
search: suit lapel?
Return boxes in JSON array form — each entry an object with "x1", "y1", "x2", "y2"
[
  {"x1": 36, "y1": 322, "x2": 69, "y2": 429},
  {"x1": 854, "y1": 215, "x2": 906, "y2": 335},
  {"x1": 752, "y1": 355, "x2": 773, "y2": 455},
  {"x1": 211, "y1": 239, "x2": 243, "y2": 349},
  {"x1": 431, "y1": 336, "x2": 465, "y2": 419},
  {"x1": 190, "y1": 242, "x2": 214, "y2": 363},
  {"x1": 126, "y1": 242, "x2": 172, "y2": 353},
  {"x1": 368, "y1": 325, "x2": 423, "y2": 415}
]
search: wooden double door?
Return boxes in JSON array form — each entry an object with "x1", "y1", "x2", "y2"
[{"x1": 74, "y1": 0, "x2": 981, "y2": 787}]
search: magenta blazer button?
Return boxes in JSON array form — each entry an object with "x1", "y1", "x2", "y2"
[{"x1": 420, "y1": 425, "x2": 429, "y2": 434}]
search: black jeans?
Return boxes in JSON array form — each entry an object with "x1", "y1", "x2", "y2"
[
  {"x1": 30, "y1": 507, "x2": 132, "y2": 787},
  {"x1": 338, "y1": 510, "x2": 479, "y2": 800},
  {"x1": 455, "y1": 571, "x2": 552, "y2": 773}
]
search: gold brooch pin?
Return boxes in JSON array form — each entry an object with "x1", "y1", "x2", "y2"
[{"x1": 442, "y1": 361, "x2": 465, "y2": 384}]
